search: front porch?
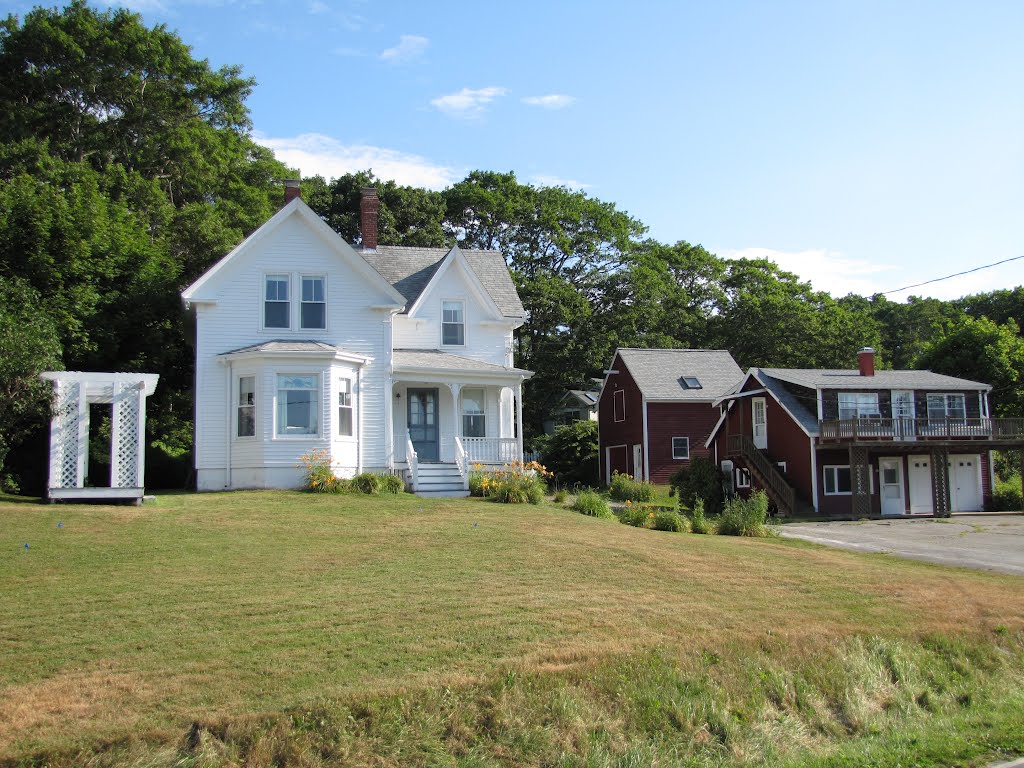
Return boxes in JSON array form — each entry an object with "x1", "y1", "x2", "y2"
[{"x1": 387, "y1": 349, "x2": 532, "y2": 494}]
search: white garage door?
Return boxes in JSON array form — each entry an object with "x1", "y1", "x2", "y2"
[{"x1": 949, "y1": 454, "x2": 982, "y2": 512}]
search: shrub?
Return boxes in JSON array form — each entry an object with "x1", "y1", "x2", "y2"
[
  {"x1": 689, "y1": 498, "x2": 713, "y2": 534},
  {"x1": 553, "y1": 489, "x2": 568, "y2": 504},
  {"x1": 350, "y1": 472, "x2": 383, "y2": 495},
  {"x1": 718, "y1": 490, "x2": 773, "y2": 537},
  {"x1": 478, "y1": 461, "x2": 551, "y2": 504},
  {"x1": 671, "y1": 457, "x2": 725, "y2": 515},
  {"x1": 540, "y1": 420, "x2": 600, "y2": 487},
  {"x1": 298, "y1": 449, "x2": 343, "y2": 494},
  {"x1": 652, "y1": 510, "x2": 688, "y2": 532},
  {"x1": 468, "y1": 471, "x2": 486, "y2": 497},
  {"x1": 377, "y1": 473, "x2": 405, "y2": 494},
  {"x1": 609, "y1": 471, "x2": 655, "y2": 503},
  {"x1": 572, "y1": 490, "x2": 613, "y2": 519},
  {"x1": 618, "y1": 501, "x2": 653, "y2": 528},
  {"x1": 989, "y1": 478, "x2": 1022, "y2": 511}
]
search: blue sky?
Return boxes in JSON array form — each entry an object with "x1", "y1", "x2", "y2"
[{"x1": 16, "y1": 0, "x2": 1024, "y2": 300}]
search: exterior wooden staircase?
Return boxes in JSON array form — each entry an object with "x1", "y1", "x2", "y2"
[{"x1": 726, "y1": 435, "x2": 811, "y2": 517}]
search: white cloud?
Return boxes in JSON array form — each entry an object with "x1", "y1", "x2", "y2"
[
  {"x1": 720, "y1": 247, "x2": 898, "y2": 298},
  {"x1": 430, "y1": 86, "x2": 506, "y2": 119},
  {"x1": 531, "y1": 174, "x2": 590, "y2": 190},
  {"x1": 380, "y1": 34, "x2": 429, "y2": 63},
  {"x1": 253, "y1": 132, "x2": 457, "y2": 190},
  {"x1": 521, "y1": 94, "x2": 576, "y2": 110}
]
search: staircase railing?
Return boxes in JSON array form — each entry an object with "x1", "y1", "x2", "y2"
[
  {"x1": 453, "y1": 435, "x2": 469, "y2": 491},
  {"x1": 405, "y1": 432, "x2": 419, "y2": 493},
  {"x1": 726, "y1": 434, "x2": 797, "y2": 516}
]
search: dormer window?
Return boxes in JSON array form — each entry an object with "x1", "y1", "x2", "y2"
[
  {"x1": 679, "y1": 376, "x2": 702, "y2": 390},
  {"x1": 301, "y1": 276, "x2": 326, "y2": 330},
  {"x1": 265, "y1": 275, "x2": 289, "y2": 328},
  {"x1": 442, "y1": 300, "x2": 465, "y2": 346}
]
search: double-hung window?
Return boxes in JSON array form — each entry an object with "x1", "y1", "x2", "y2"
[
  {"x1": 265, "y1": 275, "x2": 290, "y2": 328},
  {"x1": 442, "y1": 301, "x2": 465, "y2": 346},
  {"x1": 838, "y1": 392, "x2": 880, "y2": 420},
  {"x1": 337, "y1": 377, "x2": 353, "y2": 436},
  {"x1": 276, "y1": 375, "x2": 319, "y2": 436},
  {"x1": 671, "y1": 436, "x2": 690, "y2": 460},
  {"x1": 927, "y1": 393, "x2": 966, "y2": 423},
  {"x1": 462, "y1": 388, "x2": 485, "y2": 437},
  {"x1": 301, "y1": 276, "x2": 326, "y2": 330},
  {"x1": 237, "y1": 376, "x2": 255, "y2": 437}
]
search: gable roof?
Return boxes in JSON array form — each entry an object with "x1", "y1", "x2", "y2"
[
  {"x1": 613, "y1": 348, "x2": 743, "y2": 401},
  {"x1": 361, "y1": 245, "x2": 526, "y2": 319},
  {"x1": 705, "y1": 368, "x2": 820, "y2": 447},
  {"x1": 181, "y1": 199, "x2": 406, "y2": 306},
  {"x1": 567, "y1": 389, "x2": 599, "y2": 407},
  {"x1": 759, "y1": 367, "x2": 991, "y2": 391}
]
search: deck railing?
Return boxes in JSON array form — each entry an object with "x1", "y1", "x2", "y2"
[
  {"x1": 818, "y1": 417, "x2": 1024, "y2": 443},
  {"x1": 453, "y1": 436, "x2": 469, "y2": 491},
  {"x1": 462, "y1": 437, "x2": 520, "y2": 465},
  {"x1": 405, "y1": 432, "x2": 418, "y2": 492}
]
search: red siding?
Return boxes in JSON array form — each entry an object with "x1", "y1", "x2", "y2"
[
  {"x1": 598, "y1": 353, "x2": 645, "y2": 483},
  {"x1": 646, "y1": 402, "x2": 720, "y2": 483}
]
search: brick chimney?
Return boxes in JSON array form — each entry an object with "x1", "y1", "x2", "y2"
[
  {"x1": 360, "y1": 187, "x2": 379, "y2": 250},
  {"x1": 283, "y1": 178, "x2": 301, "y2": 204},
  {"x1": 857, "y1": 347, "x2": 876, "y2": 377}
]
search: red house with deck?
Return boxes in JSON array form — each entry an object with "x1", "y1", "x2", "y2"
[
  {"x1": 707, "y1": 348, "x2": 1024, "y2": 517},
  {"x1": 598, "y1": 348, "x2": 743, "y2": 484}
]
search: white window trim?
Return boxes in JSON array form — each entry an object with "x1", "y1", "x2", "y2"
[
  {"x1": 300, "y1": 274, "x2": 327, "y2": 331},
  {"x1": 337, "y1": 376, "x2": 355, "y2": 439},
  {"x1": 671, "y1": 436, "x2": 690, "y2": 460},
  {"x1": 613, "y1": 389, "x2": 626, "y2": 422},
  {"x1": 926, "y1": 392, "x2": 966, "y2": 420},
  {"x1": 235, "y1": 374, "x2": 257, "y2": 441},
  {"x1": 262, "y1": 272, "x2": 291, "y2": 331},
  {"x1": 441, "y1": 298, "x2": 467, "y2": 347},
  {"x1": 823, "y1": 464, "x2": 852, "y2": 496},
  {"x1": 274, "y1": 372, "x2": 323, "y2": 439},
  {"x1": 776, "y1": 461, "x2": 787, "y2": 474},
  {"x1": 736, "y1": 467, "x2": 751, "y2": 488}
]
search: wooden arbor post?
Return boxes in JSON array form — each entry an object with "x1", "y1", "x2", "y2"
[{"x1": 849, "y1": 446, "x2": 871, "y2": 517}]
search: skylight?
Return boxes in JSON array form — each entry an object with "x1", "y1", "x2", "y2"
[{"x1": 679, "y1": 376, "x2": 702, "y2": 390}]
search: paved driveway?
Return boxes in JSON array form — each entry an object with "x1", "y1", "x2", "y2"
[{"x1": 780, "y1": 514, "x2": 1024, "y2": 576}]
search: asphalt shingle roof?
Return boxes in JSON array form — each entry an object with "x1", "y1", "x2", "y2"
[
  {"x1": 220, "y1": 340, "x2": 343, "y2": 355},
  {"x1": 754, "y1": 370, "x2": 821, "y2": 435},
  {"x1": 393, "y1": 349, "x2": 531, "y2": 375},
  {"x1": 616, "y1": 348, "x2": 743, "y2": 400},
  {"x1": 361, "y1": 246, "x2": 526, "y2": 319},
  {"x1": 758, "y1": 367, "x2": 991, "y2": 391}
]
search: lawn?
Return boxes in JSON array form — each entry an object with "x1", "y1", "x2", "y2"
[{"x1": 2, "y1": 491, "x2": 1023, "y2": 766}]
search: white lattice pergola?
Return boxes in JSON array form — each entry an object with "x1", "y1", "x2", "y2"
[{"x1": 40, "y1": 372, "x2": 160, "y2": 503}]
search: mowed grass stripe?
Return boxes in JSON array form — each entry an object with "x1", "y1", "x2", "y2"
[{"x1": 1, "y1": 491, "x2": 1023, "y2": 757}]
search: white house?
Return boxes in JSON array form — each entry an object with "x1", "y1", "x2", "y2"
[{"x1": 181, "y1": 184, "x2": 532, "y2": 495}]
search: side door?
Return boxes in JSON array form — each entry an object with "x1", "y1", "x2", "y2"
[{"x1": 752, "y1": 397, "x2": 768, "y2": 450}]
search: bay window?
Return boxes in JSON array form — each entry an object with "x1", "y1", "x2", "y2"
[
  {"x1": 337, "y1": 377, "x2": 353, "y2": 437},
  {"x1": 237, "y1": 376, "x2": 255, "y2": 437},
  {"x1": 276, "y1": 374, "x2": 319, "y2": 436}
]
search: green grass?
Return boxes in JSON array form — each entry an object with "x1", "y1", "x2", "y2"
[{"x1": 2, "y1": 491, "x2": 1023, "y2": 766}]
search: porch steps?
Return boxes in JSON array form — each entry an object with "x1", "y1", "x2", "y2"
[{"x1": 415, "y1": 463, "x2": 469, "y2": 498}]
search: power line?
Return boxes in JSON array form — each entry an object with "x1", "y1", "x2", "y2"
[{"x1": 880, "y1": 254, "x2": 1024, "y2": 295}]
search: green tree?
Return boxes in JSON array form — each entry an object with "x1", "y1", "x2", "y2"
[
  {"x1": 917, "y1": 316, "x2": 1024, "y2": 417},
  {"x1": 0, "y1": 277, "x2": 61, "y2": 484},
  {"x1": 540, "y1": 420, "x2": 599, "y2": 487}
]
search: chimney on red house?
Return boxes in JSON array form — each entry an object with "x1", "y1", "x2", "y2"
[
  {"x1": 360, "y1": 187, "x2": 379, "y2": 250},
  {"x1": 858, "y1": 347, "x2": 876, "y2": 377},
  {"x1": 283, "y1": 178, "x2": 301, "y2": 204}
]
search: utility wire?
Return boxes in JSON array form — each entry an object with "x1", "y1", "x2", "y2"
[{"x1": 880, "y1": 254, "x2": 1024, "y2": 295}]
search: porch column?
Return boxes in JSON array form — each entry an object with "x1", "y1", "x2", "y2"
[
  {"x1": 384, "y1": 374, "x2": 395, "y2": 468},
  {"x1": 931, "y1": 447, "x2": 951, "y2": 517},
  {"x1": 516, "y1": 381, "x2": 524, "y2": 461},
  {"x1": 848, "y1": 446, "x2": 871, "y2": 517}
]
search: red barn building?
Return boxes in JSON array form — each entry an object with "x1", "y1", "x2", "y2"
[{"x1": 598, "y1": 348, "x2": 743, "y2": 484}]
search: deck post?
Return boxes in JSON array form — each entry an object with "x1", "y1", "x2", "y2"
[
  {"x1": 848, "y1": 446, "x2": 871, "y2": 517},
  {"x1": 930, "y1": 447, "x2": 951, "y2": 517}
]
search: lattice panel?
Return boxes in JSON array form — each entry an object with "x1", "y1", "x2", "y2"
[
  {"x1": 849, "y1": 446, "x2": 872, "y2": 517},
  {"x1": 54, "y1": 381, "x2": 82, "y2": 488},
  {"x1": 113, "y1": 384, "x2": 140, "y2": 487},
  {"x1": 931, "y1": 448, "x2": 950, "y2": 516}
]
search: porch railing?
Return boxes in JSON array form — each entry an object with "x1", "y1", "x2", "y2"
[
  {"x1": 818, "y1": 417, "x2": 1024, "y2": 443},
  {"x1": 453, "y1": 435, "x2": 469, "y2": 491},
  {"x1": 405, "y1": 432, "x2": 419, "y2": 492},
  {"x1": 462, "y1": 437, "x2": 520, "y2": 465}
]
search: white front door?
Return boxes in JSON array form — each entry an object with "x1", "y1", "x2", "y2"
[
  {"x1": 950, "y1": 454, "x2": 982, "y2": 511},
  {"x1": 908, "y1": 457, "x2": 933, "y2": 514},
  {"x1": 879, "y1": 457, "x2": 905, "y2": 516},
  {"x1": 891, "y1": 390, "x2": 915, "y2": 441},
  {"x1": 752, "y1": 397, "x2": 767, "y2": 450},
  {"x1": 632, "y1": 444, "x2": 643, "y2": 481}
]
